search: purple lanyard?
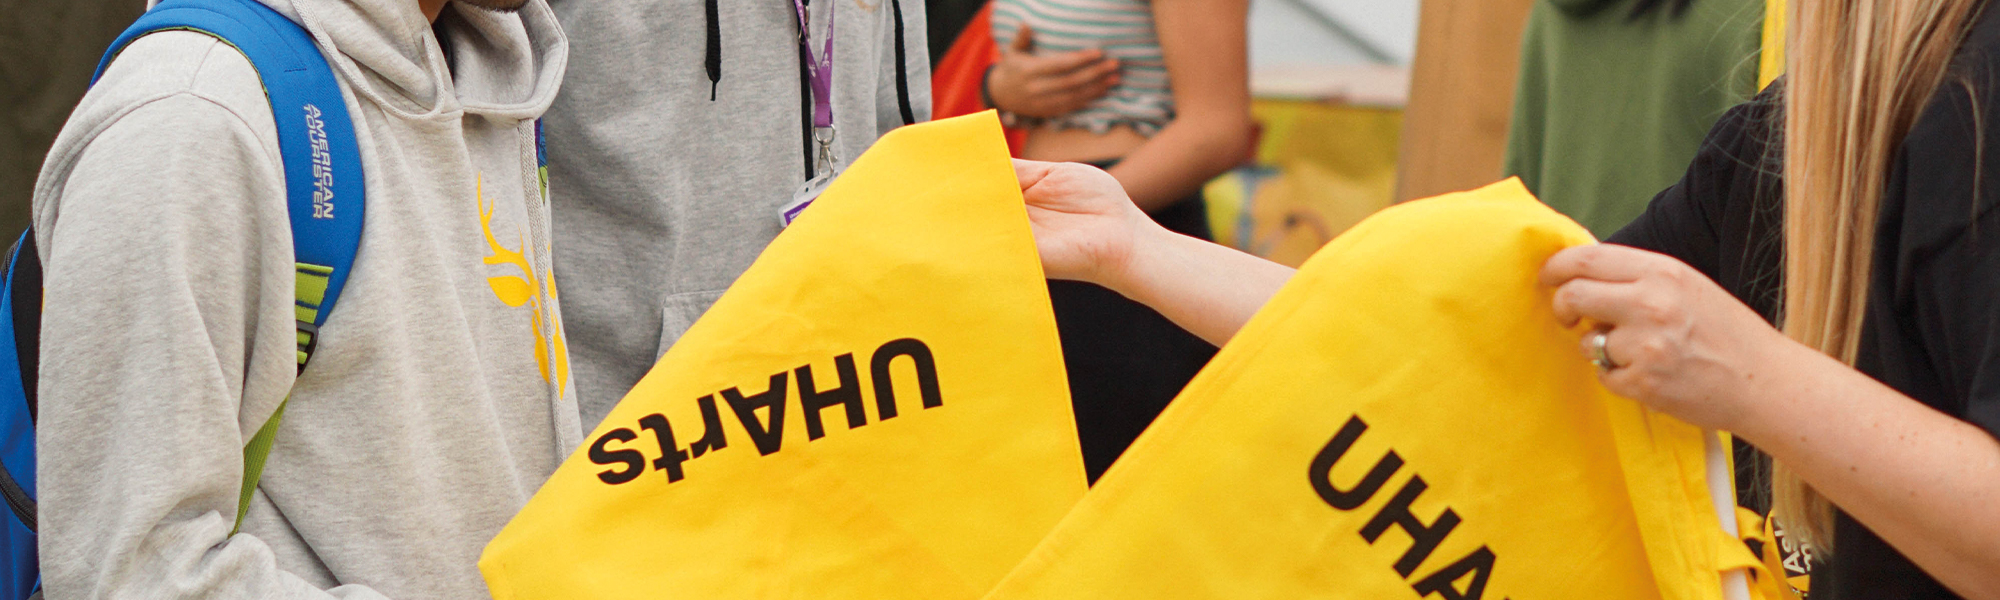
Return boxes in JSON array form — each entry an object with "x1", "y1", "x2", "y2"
[{"x1": 793, "y1": 0, "x2": 837, "y2": 172}]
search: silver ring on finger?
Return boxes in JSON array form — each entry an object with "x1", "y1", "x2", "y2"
[{"x1": 1589, "y1": 329, "x2": 1617, "y2": 372}]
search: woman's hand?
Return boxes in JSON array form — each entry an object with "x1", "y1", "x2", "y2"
[
  {"x1": 1544, "y1": 250, "x2": 2000, "y2": 598},
  {"x1": 1540, "y1": 244, "x2": 1796, "y2": 430},
  {"x1": 1013, "y1": 159, "x2": 1158, "y2": 286},
  {"x1": 1014, "y1": 158, "x2": 1290, "y2": 346},
  {"x1": 987, "y1": 25, "x2": 1121, "y2": 118}
]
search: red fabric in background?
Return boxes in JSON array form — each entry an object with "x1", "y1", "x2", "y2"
[{"x1": 931, "y1": 2, "x2": 1027, "y2": 156}]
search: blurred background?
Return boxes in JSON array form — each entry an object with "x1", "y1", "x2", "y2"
[
  {"x1": 1206, "y1": 0, "x2": 1417, "y2": 267},
  {"x1": 930, "y1": 0, "x2": 1421, "y2": 267},
  {"x1": 5, "y1": 0, "x2": 1767, "y2": 265},
  {"x1": 0, "y1": 0, "x2": 148, "y2": 247},
  {"x1": 0, "y1": 0, "x2": 1433, "y2": 261},
  {"x1": 928, "y1": 0, "x2": 1764, "y2": 264}
]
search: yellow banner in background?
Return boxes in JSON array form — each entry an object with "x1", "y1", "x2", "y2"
[
  {"x1": 982, "y1": 179, "x2": 1755, "y2": 600},
  {"x1": 1762, "y1": 0, "x2": 1787, "y2": 89},
  {"x1": 480, "y1": 112, "x2": 1087, "y2": 600},
  {"x1": 1205, "y1": 102, "x2": 1403, "y2": 267}
]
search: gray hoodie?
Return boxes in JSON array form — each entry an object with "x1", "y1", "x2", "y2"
[
  {"x1": 546, "y1": 0, "x2": 931, "y2": 428},
  {"x1": 30, "y1": 0, "x2": 577, "y2": 597}
]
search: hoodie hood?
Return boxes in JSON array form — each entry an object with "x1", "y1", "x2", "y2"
[{"x1": 260, "y1": 0, "x2": 566, "y2": 120}]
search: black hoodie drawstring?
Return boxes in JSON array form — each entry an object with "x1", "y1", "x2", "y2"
[
  {"x1": 705, "y1": 0, "x2": 721, "y2": 100},
  {"x1": 889, "y1": 0, "x2": 915, "y2": 126}
]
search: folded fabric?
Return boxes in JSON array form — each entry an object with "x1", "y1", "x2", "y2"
[
  {"x1": 480, "y1": 111, "x2": 1086, "y2": 600},
  {"x1": 981, "y1": 179, "x2": 1764, "y2": 600}
]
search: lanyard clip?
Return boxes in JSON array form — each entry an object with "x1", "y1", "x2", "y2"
[{"x1": 814, "y1": 126, "x2": 838, "y2": 174}]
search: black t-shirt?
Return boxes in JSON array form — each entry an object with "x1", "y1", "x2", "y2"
[{"x1": 1609, "y1": 7, "x2": 2000, "y2": 598}]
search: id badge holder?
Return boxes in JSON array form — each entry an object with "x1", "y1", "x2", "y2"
[
  {"x1": 781, "y1": 170, "x2": 836, "y2": 227},
  {"x1": 781, "y1": 126, "x2": 841, "y2": 227}
]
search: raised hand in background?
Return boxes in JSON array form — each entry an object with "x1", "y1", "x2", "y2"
[{"x1": 985, "y1": 24, "x2": 1121, "y2": 118}]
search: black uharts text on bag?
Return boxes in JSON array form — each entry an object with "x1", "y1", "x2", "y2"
[
  {"x1": 1310, "y1": 415, "x2": 1509, "y2": 600},
  {"x1": 590, "y1": 338, "x2": 943, "y2": 485}
]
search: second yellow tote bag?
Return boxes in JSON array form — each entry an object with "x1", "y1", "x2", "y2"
[
  {"x1": 982, "y1": 179, "x2": 1758, "y2": 600},
  {"x1": 480, "y1": 112, "x2": 1087, "y2": 600}
]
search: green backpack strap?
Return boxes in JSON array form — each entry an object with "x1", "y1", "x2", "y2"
[
  {"x1": 233, "y1": 263, "x2": 340, "y2": 534},
  {"x1": 234, "y1": 395, "x2": 289, "y2": 533}
]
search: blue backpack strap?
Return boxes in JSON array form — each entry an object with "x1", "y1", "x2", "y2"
[
  {"x1": 94, "y1": 0, "x2": 367, "y2": 533},
  {"x1": 0, "y1": 233, "x2": 42, "y2": 600},
  {"x1": 0, "y1": 233, "x2": 41, "y2": 526},
  {"x1": 535, "y1": 118, "x2": 549, "y2": 200},
  {"x1": 0, "y1": 231, "x2": 41, "y2": 521}
]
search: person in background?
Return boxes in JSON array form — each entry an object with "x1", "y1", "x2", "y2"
[
  {"x1": 1505, "y1": 0, "x2": 1763, "y2": 238},
  {"x1": 34, "y1": 0, "x2": 581, "y2": 595},
  {"x1": 1012, "y1": 0, "x2": 2000, "y2": 595},
  {"x1": 983, "y1": 0, "x2": 1253, "y2": 482},
  {"x1": 546, "y1": 0, "x2": 931, "y2": 429},
  {"x1": 930, "y1": 0, "x2": 1123, "y2": 155}
]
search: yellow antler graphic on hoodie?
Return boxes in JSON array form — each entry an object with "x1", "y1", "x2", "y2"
[{"x1": 478, "y1": 174, "x2": 572, "y2": 391}]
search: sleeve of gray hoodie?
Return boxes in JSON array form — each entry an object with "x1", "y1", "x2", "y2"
[
  {"x1": 877, "y1": 0, "x2": 931, "y2": 136},
  {"x1": 32, "y1": 33, "x2": 389, "y2": 600}
]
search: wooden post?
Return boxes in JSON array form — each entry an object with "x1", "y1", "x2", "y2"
[{"x1": 1394, "y1": 0, "x2": 1536, "y2": 202}]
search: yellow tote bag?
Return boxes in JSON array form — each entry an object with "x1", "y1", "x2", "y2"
[
  {"x1": 982, "y1": 179, "x2": 1756, "y2": 600},
  {"x1": 480, "y1": 112, "x2": 1087, "y2": 600}
]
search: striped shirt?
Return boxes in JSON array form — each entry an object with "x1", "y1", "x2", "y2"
[{"x1": 991, "y1": 0, "x2": 1174, "y2": 136}]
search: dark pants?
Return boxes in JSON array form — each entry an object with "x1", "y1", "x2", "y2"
[{"x1": 1051, "y1": 170, "x2": 1218, "y2": 483}]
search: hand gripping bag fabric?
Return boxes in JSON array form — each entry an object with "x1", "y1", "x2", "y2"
[
  {"x1": 981, "y1": 179, "x2": 1766, "y2": 600},
  {"x1": 479, "y1": 112, "x2": 1087, "y2": 600}
]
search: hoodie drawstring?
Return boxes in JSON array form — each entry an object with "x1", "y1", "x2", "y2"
[
  {"x1": 889, "y1": 0, "x2": 915, "y2": 126},
  {"x1": 704, "y1": 0, "x2": 721, "y2": 100}
]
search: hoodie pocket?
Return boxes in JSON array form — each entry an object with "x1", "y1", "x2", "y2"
[{"x1": 657, "y1": 290, "x2": 727, "y2": 359}]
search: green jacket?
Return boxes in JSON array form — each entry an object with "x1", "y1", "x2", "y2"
[{"x1": 1505, "y1": 0, "x2": 1763, "y2": 238}]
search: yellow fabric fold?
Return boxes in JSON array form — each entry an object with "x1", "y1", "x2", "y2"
[
  {"x1": 479, "y1": 111, "x2": 1086, "y2": 600},
  {"x1": 982, "y1": 179, "x2": 1742, "y2": 600}
]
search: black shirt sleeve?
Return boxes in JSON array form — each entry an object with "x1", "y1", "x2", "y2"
[
  {"x1": 1907, "y1": 222, "x2": 2000, "y2": 437},
  {"x1": 1819, "y1": 46, "x2": 2000, "y2": 598},
  {"x1": 1880, "y1": 73, "x2": 2000, "y2": 439}
]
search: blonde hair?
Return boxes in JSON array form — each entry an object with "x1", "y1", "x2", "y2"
[{"x1": 1779, "y1": 0, "x2": 1982, "y2": 552}]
